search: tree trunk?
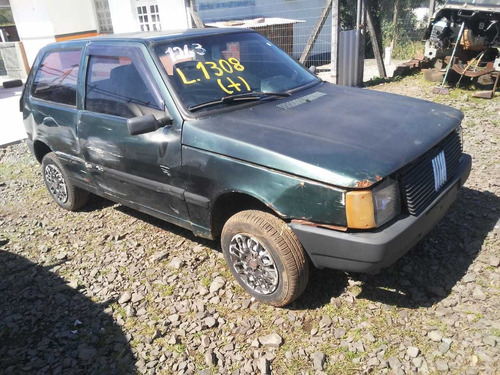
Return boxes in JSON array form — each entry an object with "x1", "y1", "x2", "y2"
[
  {"x1": 391, "y1": 0, "x2": 400, "y2": 50},
  {"x1": 365, "y1": 0, "x2": 386, "y2": 78}
]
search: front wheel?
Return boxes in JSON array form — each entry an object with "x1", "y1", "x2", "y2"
[
  {"x1": 42, "y1": 152, "x2": 88, "y2": 211},
  {"x1": 221, "y1": 210, "x2": 309, "y2": 307}
]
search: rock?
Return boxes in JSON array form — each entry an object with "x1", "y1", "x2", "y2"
[
  {"x1": 78, "y1": 346, "x2": 97, "y2": 361},
  {"x1": 258, "y1": 332, "x2": 283, "y2": 347},
  {"x1": 168, "y1": 256, "x2": 183, "y2": 269},
  {"x1": 204, "y1": 351, "x2": 217, "y2": 366},
  {"x1": 388, "y1": 356, "x2": 401, "y2": 369},
  {"x1": 489, "y1": 256, "x2": 500, "y2": 267},
  {"x1": 367, "y1": 357, "x2": 380, "y2": 367},
  {"x1": 126, "y1": 305, "x2": 136, "y2": 317},
  {"x1": 439, "y1": 340, "x2": 451, "y2": 354},
  {"x1": 407, "y1": 346, "x2": 420, "y2": 358},
  {"x1": 311, "y1": 351, "x2": 326, "y2": 370},
  {"x1": 428, "y1": 330, "x2": 443, "y2": 342},
  {"x1": 319, "y1": 315, "x2": 332, "y2": 329},
  {"x1": 251, "y1": 339, "x2": 260, "y2": 348},
  {"x1": 334, "y1": 328, "x2": 346, "y2": 339},
  {"x1": 483, "y1": 336, "x2": 497, "y2": 347},
  {"x1": 203, "y1": 316, "x2": 217, "y2": 328},
  {"x1": 472, "y1": 287, "x2": 487, "y2": 301},
  {"x1": 118, "y1": 291, "x2": 132, "y2": 304},
  {"x1": 257, "y1": 357, "x2": 270, "y2": 375},
  {"x1": 131, "y1": 292, "x2": 145, "y2": 303},
  {"x1": 209, "y1": 277, "x2": 225, "y2": 294},
  {"x1": 413, "y1": 357, "x2": 424, "y2": 368},
  {"x1": 243, "y1": 361, "x2": 254, "y2": 373},
  {"x1": 151, "y1": 250, "x2": 169, "y2": 262},
  {"x1": 435, "y1": 359, "x2": 449, "y2": 372},
  {"x1": 168, "y1": 313, "x2": 180, "y2": 323}
]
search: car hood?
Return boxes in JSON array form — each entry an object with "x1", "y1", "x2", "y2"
[{"x1": 182, "y1": 82, "x2": 463, "y2": 188}]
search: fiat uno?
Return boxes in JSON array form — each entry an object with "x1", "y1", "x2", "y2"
[{"x1": 21, "y1": 29, "x2": 471, "y2": 306}]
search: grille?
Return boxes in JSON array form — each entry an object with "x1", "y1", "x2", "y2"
[{"x1": 400, "y1": 130, "x2": 462, "y2": 216}]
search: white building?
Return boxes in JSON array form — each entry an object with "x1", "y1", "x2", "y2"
[{"x1": 10, "y1": 0, "x2": 331, "y2": 67}]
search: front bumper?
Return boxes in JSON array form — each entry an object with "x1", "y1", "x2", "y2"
[{"x1": 290, "y1": 154, "x2": 472, "y2": 273}]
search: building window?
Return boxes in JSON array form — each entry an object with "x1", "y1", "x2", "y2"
[
  {"x1": 137, "y1": 2, "x2": 161, "y2": 32},
  {"x1": 94, "y1": 0, "x2": 113, "y2": 33}
]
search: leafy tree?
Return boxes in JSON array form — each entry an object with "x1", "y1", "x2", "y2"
[{"x1": 0, "y1": 9, "x2": 14, "y2": 26}]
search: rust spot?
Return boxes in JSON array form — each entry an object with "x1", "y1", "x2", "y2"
[
  {"x1": 291, "y1": 219, "x2": 347, "y2": 232},
  {"x1": 355, "y1": 179, "x2": 373, "y2": 188}
]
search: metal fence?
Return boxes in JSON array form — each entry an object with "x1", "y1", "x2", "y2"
[
  {"x1": 192, "y1": 0, "x2": 435, "y2": 82},
  {"x1": 0, "y1": 42, "x2": 28, "y2": 80}
]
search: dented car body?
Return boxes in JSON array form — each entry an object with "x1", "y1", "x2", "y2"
[{"x1": 21, "y1": 29, "x2": 471, "y2": 306}]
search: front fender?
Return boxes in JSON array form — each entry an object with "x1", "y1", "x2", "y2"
[{"x1": 182, "y1": 146, "x2": 346, "y2": 231}]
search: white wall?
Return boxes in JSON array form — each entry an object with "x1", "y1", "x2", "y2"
[
  {"x1": 159, "y1": 0, "x2": 190, "y2": 30},
  {"x1": 10, "y1": 0, "x2": 56, "y2": 65},
  {"x1": 45, "y1": 0, "x2": 97, "y2": 36},
  {"x1": 108, "y1": 0, "x2": 140, "y2": 33}
]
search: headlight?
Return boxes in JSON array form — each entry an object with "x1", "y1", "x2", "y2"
[{"x1": 346, "y1": 179, "x2": 401, "y2": 229}]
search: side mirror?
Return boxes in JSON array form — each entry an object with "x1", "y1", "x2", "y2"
[
  {"x1": 127, "y1": 114, "x2": 173, "y2": 136},
  {"x1": 309, "y1": 65, "x2": 317, "y2": 75}
]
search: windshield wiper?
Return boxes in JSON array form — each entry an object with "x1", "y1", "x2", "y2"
[{"x1": 188, "y1": 92, "x2": 291, "y2": 111}]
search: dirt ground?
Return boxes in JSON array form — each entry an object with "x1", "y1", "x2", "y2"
[{"x1": 0, "y1": 74, "x2": 499, "y2": 374}]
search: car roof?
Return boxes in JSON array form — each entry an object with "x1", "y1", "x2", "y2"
[{"x1": 46, "y1": 28, "x2": 254, "y2": 49}]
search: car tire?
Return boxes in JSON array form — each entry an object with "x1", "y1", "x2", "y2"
[
  {"x1": 2, "y1": 79, "x2": 23, "y2": 88},
  {"x1": 221, "y1": 210, "x2": 309, "y2": 307},
  {"x1": 42, "y1": 152, "x2": 88, "y2": 211}
]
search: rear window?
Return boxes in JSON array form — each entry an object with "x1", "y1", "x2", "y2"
[{"x1": 31, "y1": 49, "x2": 82, "y2": 106}]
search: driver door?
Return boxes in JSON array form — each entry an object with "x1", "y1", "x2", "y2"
[{"x1": 78, "y1": 43, "x2": 189, "y2": 223}]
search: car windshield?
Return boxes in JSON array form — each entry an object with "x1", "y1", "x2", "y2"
[
  {"x1": 446, "y1": 0, "x2": 500, "y2": 6},
  {"x1": 154, "y1": 31, "x2": 319, "y2": 112}
]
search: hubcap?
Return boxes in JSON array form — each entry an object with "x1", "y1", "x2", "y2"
[
  {"x1": 44, "y1": 164, "x2": 68, "y2": 204},
  {"x1": 228, "y1": 234, "x2": 279, "y2": 295}
]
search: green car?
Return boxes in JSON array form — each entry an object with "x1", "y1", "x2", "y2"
[{"x1": 21, "y1": 28, "x2": 471, "y2": 306}]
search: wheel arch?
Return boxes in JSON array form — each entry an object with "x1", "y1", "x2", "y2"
[
  {"x1": 33, "y1": 140, "x2": 52, "y2": 164},
  {"x1": 210, "y1": 191, "x2": 282, "y2": 238}
]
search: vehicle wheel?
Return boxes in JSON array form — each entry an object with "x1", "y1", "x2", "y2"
[
  {"x1": 42, "y1": 152, "x2": 88, "y2": 211},
  {"x1": 221, "y1": 210, "x2": 309, "y2": 307}
]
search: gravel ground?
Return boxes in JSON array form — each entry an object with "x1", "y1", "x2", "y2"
[{"x1": 0, "y1": 75, "x2": 499, "y2": 374}]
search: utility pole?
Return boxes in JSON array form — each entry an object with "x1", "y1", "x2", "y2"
[
  {"x1": 356, "y1": 0, "x2": 365, "y2": 86},
  {"x1": 428, "y1": 0, "x2": 436, "y2": 28},
  {"x1": 331, "y1": 0, "x2": 340, "y2": 84}
]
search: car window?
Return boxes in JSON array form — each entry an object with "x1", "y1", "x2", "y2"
[
  {"x1": 85, "y1": 55, "x2": 163, "y2": 119},
  {"x1": 31, "y1": 49, "x2": 82, "y2": 106},
  {"x1": 154, "y1": 32, "x2": 319, "y2": 111}
]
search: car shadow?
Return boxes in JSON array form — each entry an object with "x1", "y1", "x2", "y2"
[
  {"x1": 296, "y1": 187, "x2": 498, "y2": 309},
  {"x1": 114, "y1": 204, "x2": 216, "y2": 249},
  {"x1": 0, "y1": 249, "x2": 135, "y2": 374}
]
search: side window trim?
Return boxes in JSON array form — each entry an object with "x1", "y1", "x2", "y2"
[{"x1": 83, "y1": 43, "x2": 165, "y2": 117}]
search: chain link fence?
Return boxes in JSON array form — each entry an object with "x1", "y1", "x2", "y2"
[{"x1": 193, "y1": 0, "x2": 436, "y2": 80}]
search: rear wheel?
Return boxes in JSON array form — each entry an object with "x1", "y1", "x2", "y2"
[
  {"x1": 221, "y1": 210, "x2": 309, "y2": 307},
  {"x1": 42, "y1": 152, "x2": 88, "y2": 211}
]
